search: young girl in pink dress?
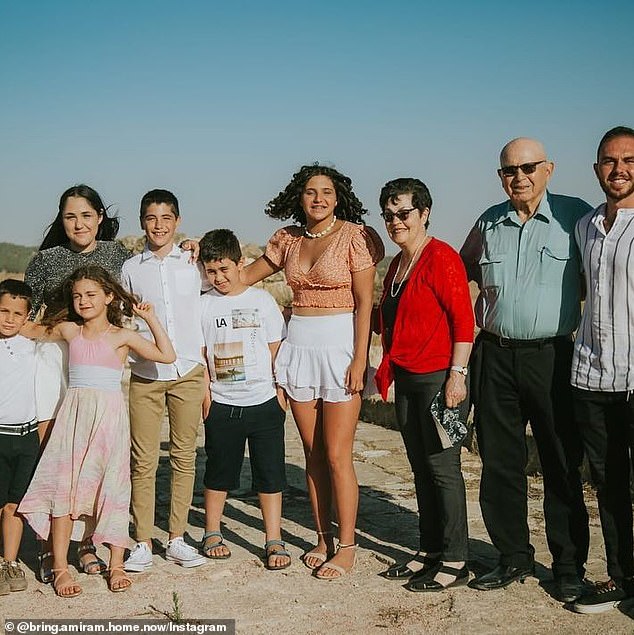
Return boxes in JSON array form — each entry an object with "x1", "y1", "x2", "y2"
[{"x1": 19, "y1": 265, "x2": 176, "y2": 597}]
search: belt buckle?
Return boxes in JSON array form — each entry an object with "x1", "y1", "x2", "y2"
[{"x1": 498, "y1": 336, "x2": 511, "y2": 348}]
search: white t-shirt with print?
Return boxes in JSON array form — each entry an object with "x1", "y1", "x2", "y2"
[{"x1": 201, "y1": 287, "x2": 285, "y2": 407}]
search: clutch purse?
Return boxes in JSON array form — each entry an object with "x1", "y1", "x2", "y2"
[{"x1": 430, "y1": 389, "x2": 468, "y2": 450}]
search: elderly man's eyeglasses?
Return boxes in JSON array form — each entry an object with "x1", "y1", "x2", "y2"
[
  {"x1": 381, "y1": 208, "x2": 417, "y2": 223},
  {"x1": 498, "y1": 161, "x2": 547, "y2": 177}
]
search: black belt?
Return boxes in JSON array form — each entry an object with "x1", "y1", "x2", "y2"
[
  {"x1": 480, "y1": 330, "x2": 559, "y2": 349},
  {"x1": 0, "y1": 419, "x2": 38, "y2": 436}
]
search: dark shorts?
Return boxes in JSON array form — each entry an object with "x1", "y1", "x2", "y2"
[
  {"x1": 0, "y1": 430, "x2": 39, "y2": 506},
  {"x1": 203, "y1": 396, "x2": 287, "y2": 493}
]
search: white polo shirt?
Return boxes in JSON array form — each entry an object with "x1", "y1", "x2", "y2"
[
  {"x1": 121, "y1": 244, "x2": 205, "y2": 381},
  {"x1": 0, "y1": 334, "x2": 36, "y2": 425},
  {"x1": 571, "y1": 205, "x2": 634, "y2": 392}
]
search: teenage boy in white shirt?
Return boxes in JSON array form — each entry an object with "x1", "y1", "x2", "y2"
[{"x1": 122, "y1": 189, "x2": 206, "y2": 570}]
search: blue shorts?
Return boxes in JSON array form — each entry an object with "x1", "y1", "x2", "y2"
[{"x1": 203, "y1": 396, "x2": 287, "y2": 493}]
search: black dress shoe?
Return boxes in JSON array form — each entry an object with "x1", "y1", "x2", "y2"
[
  {"x1": 468, "y1": 564, "x2": 534, "y2": 590},
  {"x1": 555, "y1": 574, "x2": 584, "y2": 603},
  {"x1": 380, "y1": 554, "x2": 440, "y2": 580},
  {"x1": 406, "y1": 563, "x2": 469, "y2": 592}
]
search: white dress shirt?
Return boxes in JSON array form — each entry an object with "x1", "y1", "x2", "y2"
[{"x1": 121, "y1": 244, "x2": 204, "y2": 381}]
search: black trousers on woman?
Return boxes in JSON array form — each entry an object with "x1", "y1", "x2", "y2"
[{"x1": 394, "y1": 367, "x2": 468, "y2": 562}]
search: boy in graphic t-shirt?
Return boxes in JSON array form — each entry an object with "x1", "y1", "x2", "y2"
[{"x1": 198, "y1": 229, "x2": 290, "y2": 570}]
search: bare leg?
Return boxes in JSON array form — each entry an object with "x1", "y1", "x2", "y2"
[
  {"x1": 291, "y1": 398, "x2": 335, "y2": 566},
  {"x1": 1, "y1": 503, "x2": 23, "y2": 561},
  {"x1": 202, "y1": 489, "x2": 230, "y2": 557},
  {"x1": 50, "y1": 515, "x2": 81, "y2": 597},
  {"x1": 107, "y1": 545, "x2": 131, "y2": 592},
  {"x1": 317, "y1": 396, "x2": 361, "y2": 578},
  {"x1": 260, "y1": 492, "x2": 290, "y2": 569}
]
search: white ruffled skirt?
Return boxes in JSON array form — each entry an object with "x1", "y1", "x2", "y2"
[{"x1": 275, "y1": 313, "x2": 354, "y2": 403}]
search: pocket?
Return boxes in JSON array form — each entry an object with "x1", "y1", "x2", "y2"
[
  {"x1": 478, "y1": 250, "x2": 507, "y2": 288},
  {"x1": 538, "y1": 242, "x2": 575, "y2": 286}
]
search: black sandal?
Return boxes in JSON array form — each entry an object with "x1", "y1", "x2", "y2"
[
  {"x1": 77, "y1": 541, "x2": 107, "y2": 575},
  {"x1": 405, "y1": 563, "x2": 469, "y2": 592},
  {"x1": 381, "y1": 552, "x2": 441, "y2": 580}
]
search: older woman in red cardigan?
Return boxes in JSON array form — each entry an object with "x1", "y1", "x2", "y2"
[{"x1": 375, "y1": 178, "x2": 474, "y2": 592}]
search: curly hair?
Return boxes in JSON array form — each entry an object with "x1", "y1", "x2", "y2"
[
  {"x1": 40, "y1": 184, "x2": 120, "y2": 250},
  {"x1": 265, "y1": 164, "x2": 367, "y2": 225},
  {"x1": 42, "y1": 265, "x2": 137, "y2": 328}
]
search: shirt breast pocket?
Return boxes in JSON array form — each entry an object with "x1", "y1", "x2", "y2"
[
  {"x1": 538, "y1": 242, "x2": 575, "y2": 286},
  {"x1": 478, "y1": 250, "x2": 507, "y2": 288}
]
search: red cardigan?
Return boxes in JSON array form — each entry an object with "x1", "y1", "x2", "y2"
[{"x1": 375, "y1": 238, "x2": 475, "y2": 400}]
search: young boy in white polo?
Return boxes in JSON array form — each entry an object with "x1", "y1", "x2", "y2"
[
  {"x1": 0, "y1": 280, "x2": 39, "y2": 594},
  {"x1": 199, "y1": 229, "x2": 290, "y2": 569},
  {"x1": 121, "y1": 189, "x2": 206, "y2": 570}
]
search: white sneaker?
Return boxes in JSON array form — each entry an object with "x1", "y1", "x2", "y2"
[
  {"x1": 165, "y1": 537, "x2": 206, "y2": 568},
  {"x1": 124, "y1": 542, "x2": 154, "y2": 572}
]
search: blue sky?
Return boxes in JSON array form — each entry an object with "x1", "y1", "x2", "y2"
[{"x1": 1, "y1": 0, "x2": 633, "y2": 252}]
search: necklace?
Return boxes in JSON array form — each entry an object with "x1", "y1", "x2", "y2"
[
  {"x1": 390, "y1": 236, "x2": 429, "y2": 298},
  {"x1": 304, "y1": 215, "x2": 337, "y2": 239}
]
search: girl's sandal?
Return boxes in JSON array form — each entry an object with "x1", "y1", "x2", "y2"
[
  {"x1": 52, "y1": 568, "x2": 82, "y2": 598},
  {"x1": 315, "y1": 543, "x2": 358, "y2": 581},
  {"x1": 77, "y1": 541, "x2": 107, "y2": 575},
  {"x1": 38, "y1": 550, "x2": 54, "y2": 584},
  {"x1": 301, "y1": 531, "x2": 334, "y2": 570},
  {"x1": 107, "y1": 566, "x2": 132, "y2": 593}
]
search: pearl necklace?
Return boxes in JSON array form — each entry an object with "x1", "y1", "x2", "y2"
[
  {"x1": 390, "y1": 237, "x2": 429, "y2": 298},
  {"x1": 304, "y1": 215, "x2": 337, "y2": 239}
]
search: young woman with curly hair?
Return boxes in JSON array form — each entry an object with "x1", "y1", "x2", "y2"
[{"x1": 244, "y1": 164, "x2": 384, "y2": 579}]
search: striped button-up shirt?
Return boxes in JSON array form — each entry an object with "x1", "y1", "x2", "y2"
[{"x1": 571, "y1": 205, "x2": 634, "y2": 392}]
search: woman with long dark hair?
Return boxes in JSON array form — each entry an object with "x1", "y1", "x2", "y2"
[
  {"x1": 24, "y1": 184, "x2": 130, "y2": 580},
  {"x1": 243, "y1": 164, "x2": 384, "y2": 579}
]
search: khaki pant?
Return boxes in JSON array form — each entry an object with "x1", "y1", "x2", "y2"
[{"x1": 129, "y1": 365, "x2": 206, "y2": 541}]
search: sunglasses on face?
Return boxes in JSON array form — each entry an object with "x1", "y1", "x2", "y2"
[
  {"x1": 498, "y1": 160, "x2": 547, "y2": 177},
  {"x1": 380, "y1": 207, "x2": 418, "y2": 223}
]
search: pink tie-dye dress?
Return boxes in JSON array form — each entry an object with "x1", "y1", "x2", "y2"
[{"x1": 19, "y1": 328, "x2": 130, "y2": 548}]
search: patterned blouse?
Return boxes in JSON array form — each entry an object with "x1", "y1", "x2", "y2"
[{"x1": 24, "y1": 241, "x2": 131, "y2": 316}]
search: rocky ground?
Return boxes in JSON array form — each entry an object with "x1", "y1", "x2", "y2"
[{"x1": 5, "y1": 401, "x2": 634, "y2": 635}]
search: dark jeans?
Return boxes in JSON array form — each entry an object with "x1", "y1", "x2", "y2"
[
  {"x1": 572, "y1": 387, "x2": 634, "y2": 581},
  {"x1": 474, "y1": 334, "x2": 588, "y2": 576},
  {"x1": 394, "y1": 367, "x2": 468, "y2": 562}
]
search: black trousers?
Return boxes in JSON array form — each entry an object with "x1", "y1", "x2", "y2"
[
  {"x1": 474, "y1": 335, "x2": 588, "y2": 576},
  {"x1": 572, "y1": 387, "x2": 634, "y2": 581},
  {"x1": 394, "y1": 368, "x2": 468, "y2": 562}
]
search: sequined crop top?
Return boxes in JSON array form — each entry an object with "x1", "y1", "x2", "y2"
[{"x1": 264, "y1": 221, "x2": 384, "y2": 308}]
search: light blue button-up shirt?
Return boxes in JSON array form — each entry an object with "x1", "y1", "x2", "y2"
[{"x1": 460, "y1": 192, "x2": 592, "y2": 339}]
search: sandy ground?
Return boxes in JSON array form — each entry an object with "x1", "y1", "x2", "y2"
[{"x1": 4, "y1": 404, "x2": 634, "y2": 635}]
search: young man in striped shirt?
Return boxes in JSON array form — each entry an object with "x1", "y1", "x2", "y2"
[{"x1": 571, "y1": 126, "x2": 634, "y2": 614}]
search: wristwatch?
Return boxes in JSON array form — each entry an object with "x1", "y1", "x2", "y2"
[{"x1": 450, "y1": 365, "x2": 468, "y2": 376}]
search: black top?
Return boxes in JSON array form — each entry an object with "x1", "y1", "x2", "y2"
[{"x1": 381, "y1": 278, "x2": 408, "y2": 350}]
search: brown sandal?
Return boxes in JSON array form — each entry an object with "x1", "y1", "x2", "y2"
[
  {"x1": 107, "y1": 565, "x2": 132, "y2": 593},
  {"x1": 52, "y1": 568, "x2": 82, "y2": 598}
]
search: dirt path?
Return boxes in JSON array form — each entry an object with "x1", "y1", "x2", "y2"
[{"x1": 5, "y1": 412, "x2": 634, "y2": 634}]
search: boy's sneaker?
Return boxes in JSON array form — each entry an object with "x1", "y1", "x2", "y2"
[
  {"x1": 124, "y1": 542, "x2": 154, "y2": 572},
  {"x1": 573, "y1": 579, "x2": 626, "y2": 614},
  {"x1": 1, "y1": 559, "x2": 27, "y2": 592},
  {"x1": 165, "y1": 537, "x2": 206, "y2": 568}
]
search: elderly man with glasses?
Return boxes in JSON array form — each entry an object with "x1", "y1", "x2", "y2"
[{"x1": 460, "y1": 138, "x2": 591, "y2": 601}]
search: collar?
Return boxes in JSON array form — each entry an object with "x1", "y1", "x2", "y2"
[
  {"x1": 494, "y1": 191, "x2": 553, "y2": 227},
  {"x1": 591, "y1": 203, "x2": 634, "y2": 234},
  {"x1": 140, "y1": 243, "x2": 182, "y2": 262}
]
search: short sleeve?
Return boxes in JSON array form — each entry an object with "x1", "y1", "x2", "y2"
[
  {"x1": 349, "y1": 224, "x2": 385, "y2": 272},
  {"x1": 262, "y1": 292, "x2": 286, "y2": 343},
  {"x1": 264, "y1": 227, "x2": 297, "y2": 270}
]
